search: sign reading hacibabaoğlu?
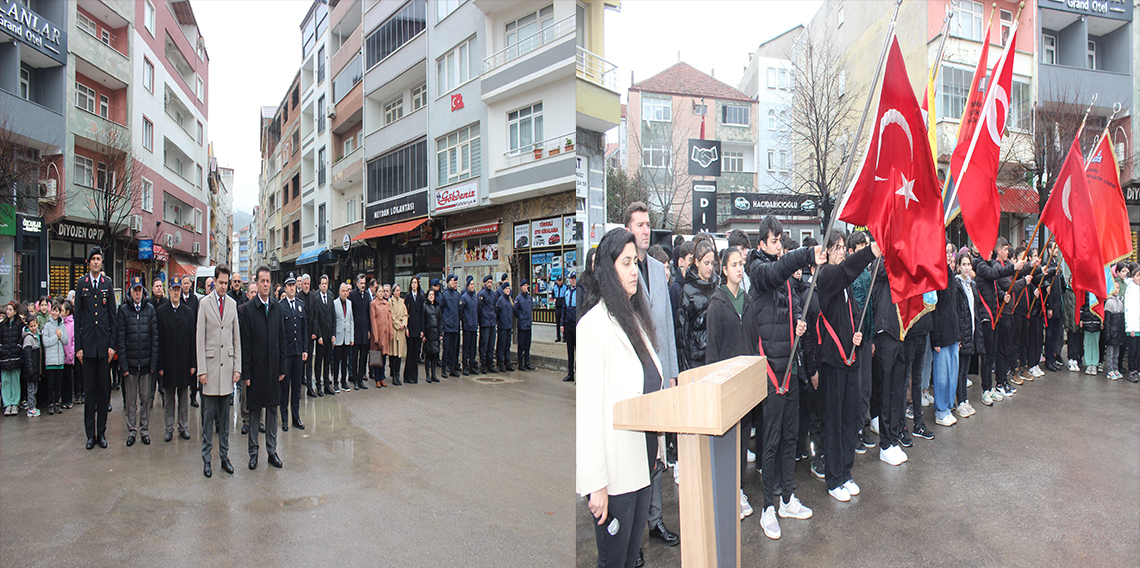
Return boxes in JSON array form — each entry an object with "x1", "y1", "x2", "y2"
[
  {"x1": 435, "y1": 180, "x2": 478, "y2": 213},
  {"x1": 1, "y1": 0, "x2": 67, "y2": 65},
  {"x1": 530, "y1": 217, "x2": 562, "y2": 248},
  {"x1": 688, "y1": 139, "x2": 722, "y2": 177},
  {"x1": 365, "y1": 192, "x2": 428, "y2": 228},
  {"x1": 730, "y1": 192, "x2": 818, "y2": 217}
]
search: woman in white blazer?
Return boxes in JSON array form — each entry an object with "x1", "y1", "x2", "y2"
[{"x1": 577, "y1": 229, "x2": 662, "y2": 568}]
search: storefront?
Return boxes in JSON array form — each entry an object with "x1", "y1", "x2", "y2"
[
  {"x1": 514, "y1": 214, "x2": 580, "y2": 324},
  {"x1": 48, "y1": 220, "x2": 106, "y2": 297},
  {"x1": 16, "y1": 214, "x2": 48, "y2": 302},
  {"x1": 1126, "y1": 184, "x2": 1139, "y2": 262},
  {"x1": 444, "y1": 220, "x2": 501, "y2": 286},
  {"x1": 389, "y1": 219, "x2": 443, "y2": 292},
  {"x1": 0, "y1": 205, "x2": 15, "y2": 304}
]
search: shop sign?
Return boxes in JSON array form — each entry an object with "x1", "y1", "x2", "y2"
[
  {"x1": 395, "y1": 253, "x2": 413, "y2": 267},
  {"x1": 575, "y1": 155, "x2": 588, "y2": 198},
  {"x1": 436, "y1": 180, "x2": 478, "y2": 213},
  {"x1": 0, "y1": 0, "x2": 67, "y2": 65},
  {"x1": 514, "y1": 223, "x2": 530, "y2": 249},
  {"x1": 692, "y1": 182, "x2": 717, "y2": 233},
  {"x1": 531, "y1": 217, "x2": 562, "y2": 247},
  {"x1": 688, "y1": 139, "x2": 722, "y2": 177},
  {"x1": 442, "y1": 221, "x2": 498, "y2": 241},
  {"x1": 1126, "y1": 185, "x2": 1140, "y2": 205},
  {"x1": 366, "y1": 191, "x2": 428, "y2": 228},
  {"x1": 20, "y1": 216, "x2": 42, "y2": 234},
  {"x1": 0, "y1": 203, "x2": 13, "y2": 236},
  {"x1": 51, "y1": 220, "x2": 105, "y2": 242},
  {"x1": 563, "y1": 216, "x2": 581, "y2": 245},
  {"x1": 342, "y1": 234, "x2": 350, "y2": 251},
  {"x1": 730, "y1": 192, "x2": 818, "y2": 217},
  {"x1": 138, "y1": 239, "x2": 153, "y2": 260}
]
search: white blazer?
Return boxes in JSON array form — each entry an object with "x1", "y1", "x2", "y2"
[{"x1": 576, "y1": 300, "x2": 663, "y2": 498}]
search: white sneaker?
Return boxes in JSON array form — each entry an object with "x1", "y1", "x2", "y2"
[
  {"x1": 955, "y1": 402, "x2": 970, "y2": 417},
  {"x1": 747, "y1": 449, "x2": 756, "y2": 463},
  {"x1": 760, "y1": 506, "x2": 781, "y2": 539},
  {"x1": 981, "y1": 390, "x2": 994, "y2": 406},
  {"x1": 1030, "y1": 365, "x2": 1044, "y2": 377},
  {"x1": 1086, "y1": 365, "x2": 1097, "y2": 376},
  {"x1": 935, "y1": 413, "x2": 957, "y2": 427},
  {"x1": 842, "y1": 480, "x2": 860, "y2": 496},
  {"x1": 869, "y1": 416, "x2": 879, "y2": 435},
  {"x1": 1068, "y1": 360, "x2": 1080, "y2": 372},
  {"x1": 740, "y1": 490, "x2": 753, "y2": 519},
  {"x1": 921, "y1": 391, "x2": 933, "y2": 407},
  {"x1": 964, "y1": 401, "x2": 977, "y2": 416},
  {"x1": 991, "y1": 388, "x2": 1004, "y2": 401},
  {"x1": 880, "y1": 445, "x2": 904, "y2": 466},
  {"x1": 966, "y1": 378, "x2": 973, "y2": 388},
  {"x1": 751, "y1": 427, "x2": 756, "y2": 438},
  {"x1": 895, "y1": 444, "x2": 908, "y2": 463},
  {"x1": 828, "y1": 486, "x2": 851, "y2": 502},
  {"x1": 673, "y1": 461, "x2": 680, "y2": 485},
  {"x1": 778, "y1": 494, "x2": 813, "y2": 519}
]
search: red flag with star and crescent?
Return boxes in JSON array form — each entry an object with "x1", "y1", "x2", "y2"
[
  {"x1": 839, "y1": 37, "x2": 947, "y2": 335},
  {"x1": 1041, "y1": 131, "x2": 1106, "y2": 325}
]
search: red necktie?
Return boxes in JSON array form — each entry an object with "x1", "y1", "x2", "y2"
[{"x1": 219, "y1": 296, "x2": 224, "y2": 319}]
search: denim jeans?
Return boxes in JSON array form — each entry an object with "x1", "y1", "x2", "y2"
[{"x1": 931, "y1": 342, "x2": 959, "y2": 419}]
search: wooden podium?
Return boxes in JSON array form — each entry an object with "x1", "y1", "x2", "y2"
[{"x1": 613, "y1": 356, "x2": 767, "y2": 568}]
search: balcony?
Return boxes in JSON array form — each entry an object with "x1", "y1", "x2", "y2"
[
  {"x1": 331, "y1": 145, "x2": 363, "y2": 190},
  {"x1": 576, "y1": 46, "x2": 618, "y2": 92},
  {"x1": 1038, "y1": 64, "x2": 1132, "y2": 116},
  {"x1": 576, "y1": 46, "x2": 621, "y2": 134},
  {"x1": 70, "y1": 23, "x2": 130, "y2": 86},
  {"x1": 331, "y1": 20, "x2": 362, "y2": 77},
  {"x1": 490, "y1": 132, "x2": 575, "y2": 203},
  {"x1": 481, "y1": 15, "x2": 575, "y2": 104}
]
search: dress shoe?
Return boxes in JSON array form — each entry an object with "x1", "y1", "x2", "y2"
[
  {"x1": 268, "y1": 453, "x2": 283, "y2": 468},
  {"x1": 190, "y1": 397, "x2": 199, "y2": 408},
  {"x1": 635, "y1": 549, "x2": 644, "y2": 568},
  {"x1": 203, "y1": 462, "x2": 212, "y2": 478},
  {"x1": 141, "y1": 435, "x2": 150, "y2": 445},
  {"x1": 164, "y1": 431, "x2": 173, "y2": 443},
  {"x1": 281, "y1": 422, "x2": 289, "y2": 432},
  {"x1": 450, "y1": 370, "x2": 460, "y2": 378},
  {"x1": 98, "y1": 436, "x2": 108, "y2": 448},
  {"x1": 562, "y1": 375, "x2": 575, "y2": 382},
  {"x1": 505, "y1": 364, "x2": 515, "y2": 372},
  {"x1": 317, "y1": 387, "x2": 324, "y2": 397},
  {"x1": 179, "y1": 430, "x2": 191, "y2": 440},
  {"x1": 259, "y1": 423, "x2": 266, "y2": 433},
  {"x1": 359, "y1": 380, "x2": 369, "y2": 389},
  {"x1": 525, "y1": 363, "x2": 536, "y2": 371},
  {"x1": 306, "y1": 386, "x2": 318, "y2": 398},
  {"x1": 241, "y1": 423, "x2": 250, "y2": 435},
  {"x1": 392, "y1": 377, "x2": 402, "y2": 386},
  {"x1": 126, "y1": 435, "x2": 136, "y2": 447},
  {"x1": 648, "y1": 521, "x2": 679, "y2": 546},
  {"x1": 86, "y1": 438, "x2": 96, "y2": 450},
  {"x1": 221, "y1": 458, "x2": 234, "y2": 474},
  {"x1": 324, "y1": 386, "x2": 336, "y2": 396},
  {"x1": 462, "y1": 368, "x2": 470, "y2": 376},
  {"x1": 292, "y1": 420, "x2": 305, "y2": 430},
  {"x1": 430, "y1": 375, "x2": 439, "y2": 383},
  {"x1": 249, "y1": 455, "x2": 258, "y2": 470},
  {"x1": 487, "y1": 365, "x2": 498, "y2": 374}
]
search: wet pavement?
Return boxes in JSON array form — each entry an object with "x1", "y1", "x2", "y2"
[
  {"x1": 1, "y1": 366, "x2": 574, "y2": 567},
  {"x1": 576, "y1": 366, "x2": 1140, "y2": 567}
]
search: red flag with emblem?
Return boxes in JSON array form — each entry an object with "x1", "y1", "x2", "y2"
[
  {"x1": 1040, "y1": 131, "x2": 1106, "y2": 325},
  {"x1": 839, "y1": 37, "x2": 947, "y2": 334}
]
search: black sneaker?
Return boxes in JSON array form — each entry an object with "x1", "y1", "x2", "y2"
[
  {"x1": 900, "y1": 427, "x2": 913, "y2": 448},
  {"x1": 912, "y1": 425, "x2": 935, "y2": 440},
  {"x1": 811, "y1": 458, "x2": 825, "y2": 479},
  {"x1": 855, "y1": 443, "x2": 866, "y2": 455}
]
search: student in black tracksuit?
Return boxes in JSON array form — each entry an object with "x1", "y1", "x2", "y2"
[
  {"x1": 1042, "y1": 266, "x2": 1065, "y2": 370},
  {"x1": 815, "y1": 230, "x2": 878, "y2": 501},
  {"x1": 871, "y1": 259, "x2": 908, "y2": 462},
  {"x1": 796, "y1": 259, "x2": 826, "y2": 480},
  {"x1": 904, "y1": 308, "x2": 933, "y2": 442},
  {"x1": 972, "y1": 239, "x2": 1025, "y2": 401}
]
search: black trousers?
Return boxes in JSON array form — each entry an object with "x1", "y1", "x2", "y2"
[
  {"x1": 517, "y1": 329, "x2": 531, "y2": 364},
  {"x1": 389, "y1": 355, "x2": 401, "y2": 379},
  {"x1": 62, "y1": 363, "x2": 75, "y2": 405},
  {"x1": 1044, "y1": 318, "x2": 1062, "y2": 364},
  {"x1": 821, "y1": 362, "x2": 861, "y2": 490},
  {"x1": 555, "y1": 297, "x2": 565, "y2": 341},
  {"x1": 462, "y1": 330, "x2": 477, "y2": 370},
  {"x1": 904, "y1": 332, "x2": 929, "y2": 429},
  {"x1": 496, "y1": 328, "x2": 512, "y2": 365},
  {"x1": 995, "y1": 315, "x2": 1014, "y2": 386},
  {"x1": 404, "y1": 337, "x2": 421, "y2": 382},
  {"x1": 957, "y1": 352, "x2": 971, "y2": 404},
  {"x1": 1067, "y1": 328, "x2": 1084, "y2": 364},
  {"x1": 857, "y1": 340, "x2": 872, "y2": 426},
  {"x1": 479, "y1": 326, "x2": 496, "y2": 366},
  {"x1": 565, "y1": 323, "x2": 577, "y2": 378},
  {"x1": 797, "y1": 373, "x2": 824, "y2": 463},
  {"x1": 980, "y1": 322, "x2": 996, "y2": 390},
  {"x1": 304, "y1": 337, "x2": 315, "y2": 385},
  {"x1": 45, "y1": 368, "x2": 63, "y2": 406},
  {"x1": 82, "y1": 356, "x2": 110, "y2": 440},
  {"x1": 443, "y1": 331, "x2": 460, "y2": 371},
  {"x1": 1012, "y1": 315, "x2": 1029, "y2": 370},
  {"x1": 314, "y1": 339, "x2": 332, "y2": 388},
  {"x1": 761, "y1": 381, "x2": 799, "y2": 508},
  {"x1": 353, "y1": 343, "x2": 369, "y2": 383},
  {"x1": 332, "y1": 345, "x2": 352, "y2": 386},
  {"x1": 280, "y1": 355, "x2": 303, "y2": 423},
  {"x1": 592, "y1": 485, "x2": 650, "y2": 568},
  {"x1": 1026, "y1": 315, "x2": 1043, "y2": 368},
  {"x1": 874, "y1": 333, "x2": 907, "y2": 449},
  {"x1": 1127, "y1": 335, "x2": 1140, "y2": 375},
  {"x1": 425, "y1": 351, "x2": 439, "y2": 379}
]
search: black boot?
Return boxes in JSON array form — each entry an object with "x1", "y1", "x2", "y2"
[
  {"x1": 505, "y1": 361, "x2": 515, "y2": 372},
  {"x1": 524, "y1": 360, "x2": 536, "y2": 371},
  {"x1": 487, "y1": 363, "x2": 498, "y2": 374},
  {"x1": 306, "y1": 382, "x2": 318, "y2": 398},
  {"x1": 392, "y1": 375, "x2": 402, "y2": 386}
]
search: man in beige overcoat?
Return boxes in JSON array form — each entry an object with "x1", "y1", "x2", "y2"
[
  {"x1": 388, "y1": 284, "x2": 408, "y2": 385},
  {"x1": 196, "y1": 266, "x2": 242, "y2": 479}
]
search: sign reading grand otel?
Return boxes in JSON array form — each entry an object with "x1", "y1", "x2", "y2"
[{"x1": 1, "y1": 0, "x2": 67, "y2": 65}]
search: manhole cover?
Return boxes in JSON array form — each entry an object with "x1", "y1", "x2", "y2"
[
  {"x1": 471, "y1": 376, "x2": 522, "y2": 384},
  {"x1": 475, "y1": 377, "x2": 506, "y2": 383}
]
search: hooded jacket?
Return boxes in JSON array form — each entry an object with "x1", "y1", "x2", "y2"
[
  {"x1": 675, "y1": 265, "x2": 718, "y2": 372},
  {"x1": 41, "y1": 316, "x2": 68, "y2": 367},
  {"x1": 955, "y1": 274, "x2": 985, "y2": 355},
  {"x1": 744, "y1": 245, "x2": 815, "y2": 377},
  {"x1": 930, "y1": 265, "x2": 961, "y2": 348}
]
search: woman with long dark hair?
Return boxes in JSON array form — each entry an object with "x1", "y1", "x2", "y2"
[
  {"x1": 676, "y1": 240, "x2": 718, "y2": 372},
  {"x1": 577, "y1": 228, "x2": 661, "y2": 568},
  {"x1": 421, "y1": 289, "x2": 442, "y2": 383}
]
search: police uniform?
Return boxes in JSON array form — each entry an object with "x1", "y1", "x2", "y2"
[
  {"x1": 279, "y1": 272, "x2": 307, "y2": 430},
  {"x1": 74, "y1": 247, "x2": 117, "y2": 448},
  {"x1": 477, "y1": 275, "x2": 499, "y2": 373},
  {"x1": 459, "y1": 277, "x2": 479, "y2": 374},
  {"x1": 561, "y1": 274, "x2": 577, "y2": 382},
  {"x1": 553, "y1": 277, "x2": 566, "y2": 342}
]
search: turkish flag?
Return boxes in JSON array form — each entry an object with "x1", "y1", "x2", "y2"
[
  {"x1": 949, "y1": 27, "x2": 1018, "y2": 257},
  {"x1": 840, "y1": 37, "x2": 947, "y2": 334},
  {"x1": 1085, "y1": 133, "x2": 1133, "y2": 267},
  {"x1": 1040, "y1": 132, "x2": 1106, "y2": 326},
  {"x1": 942, "y1": 22, "x2": 991, "y2": 223}
]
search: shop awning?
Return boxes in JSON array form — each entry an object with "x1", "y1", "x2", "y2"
[
  {"x1": 153, "y1": 245, "x2": 169, "y2": 262},
  {"x1": 168, "y1": 257, "x2": 196, "y2": 278},
  {"x1": 998, "y1": 183, "x2": 1039, "y2": 214},
  {"x1": 295, "y1": 247, "x2": 325, "y2": 265},
  {"x1": 443, "y1": 221, "x2": 499, "y2": 241},
  {"x1": 352, "y1": 217, "x2": 429, "y2": 242}
]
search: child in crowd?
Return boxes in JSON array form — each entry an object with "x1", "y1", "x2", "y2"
[
  {"x1": 1124, "y1": 263, "x2": 1140, "y2": 383},
  {"x1": 1, "y1": 302, "x2": 23, "y2": 416},
  {"x1": 1080, "y1": 293, "x2": 1101, "y2": 376},
  {"x1": 41, "y1": 302, "x2": 68, "y2": 414},
  {"x1": 954, "y1": 251, "x2": 983, "y2": 417},
  {"x1": 62, "y1": 301, "x2": 78, "y2": 407},
  {"x1": 22, "y1": 318, "x2": 41, "y2": 417}
]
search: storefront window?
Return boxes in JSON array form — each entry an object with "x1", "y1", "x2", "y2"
[{"x1": 447, "y1": 235, "x2": 498, "y2": 285}]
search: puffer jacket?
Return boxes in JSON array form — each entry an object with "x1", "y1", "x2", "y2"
[
  {"x1": 797, "y1": 275, "x2": 821, "y2": 379},
  {"x1": 63, "y1": 314, "x2": 76, "y2": 365},
  {"x1": 704, "y1": 285, "x2": 754, "y2": 365},
  {"x1": 115, "y1": 300, "x2": 160, "y2": 373},
  {"x1": 930, "y1": 265, "x2": 961, "y2": 348},
  {"x1": 41, "y1": 316, "x2": 68, "y2": 367},
  {"x1": 973, "y1": 255, "x2": 1016, "y2": 325},
  {"x1": 21, "y1": 328, "x2": 39, "y2": 381},
  {"x1": 0, "y1": 317, "x2": 23, "y2": 371},
  {"x1": 745, "y1": 245, "x2": 815, "y2": 376},
  {"x1": 422, "y1": 300, "x2": 442, "y2": 355},
  {"x1": 955, "y1": 275, "x2": 984, "y2": 355},
  {"x1": 1125, "y1": 279, "x2": 1140, "y2": 334},
  {"x1": 1063, "y1": 282, "x2": 1080, "y2": 333},
  {"x1": 1080, "y1": 296, "x2": 1101, "y2": 333},
  {"x1": 1103, "y1": 297, "x2": 1124, "y2": 346},
  {"x1": 676, "y1": 265, "x2": 718, "y2": 371}
]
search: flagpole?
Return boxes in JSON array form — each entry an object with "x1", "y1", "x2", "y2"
[
  {"x1": 846, "y1": 255, "x2": 882, "y2": 365},
  {"x1": 1009, "y1": 232, "x2": 1055, "y2": 314},
  {"x1": 995, "y1": 218, "x2": 1043, "y2": 321},
  {"x1": 780, "y1": 0, "x2": 902, "y2": 392}
]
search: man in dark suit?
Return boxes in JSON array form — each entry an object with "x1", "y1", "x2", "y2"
[
  {"x1": 75, "y1": 247, "x2": 117, "y2": 450},
  {"x1": 240, "y1": 266, "x2": 287, "y2": 470},
  {"x1": 348, "y1": 274, "x2": 371, "y2": 390},
  {"x1": 180, "y1": 273, "x2": 201, "y2": 407},
  {"x1": 311, "y1": 275, "x2": 336, "y2": 395},
  {"x1": 299, "y1": 274, "x2": 318, "y2": 397},
  {"x1": 279, "y1": 272, "x2": 307, "y2": 431},
  {"x1": 149, "y1": 277, "x2": 167, "y2": 312},
  {"x1": 156, "y1": 277, "x2": 195, "y2": 443}
]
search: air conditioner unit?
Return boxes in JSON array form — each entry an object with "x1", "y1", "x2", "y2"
[
  {"x1": 129, "y1": 214, "x2": 142, "y2": 232},
  {"x1": 164, "y1": 234, "x2": 174, "y2": 247},
  {"x1": 193, "y1": 241, "x2": 201, "y2": 255},
  {"x1": 38, "y1": 179, "x2": 57, "y2": 203}
]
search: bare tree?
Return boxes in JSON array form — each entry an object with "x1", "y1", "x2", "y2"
[
  {"x1": 627, "y1": 98, "x2": 700, "y2": 231},
  {"x1": 0, "y1": 118, "x2": 49, "y2": 217},
  {"x1": 82, "y1": 127, "x2": 141, "y2": 254},
  {"x1": 780, "y1": 30, "x2": 860, "y2": 230}
]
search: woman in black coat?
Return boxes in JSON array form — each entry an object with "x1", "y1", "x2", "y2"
[
  {"x1": 421, "y1": 289, "x2": 442, "y2": 383},
  {"x1": 404, "y1": 276, "x2": 425, "y2": 384},
  {"x1": 952, "y1": 252, "x2": 983, "y2": 415},
  {"x1": 676, "y1": 241, "x2": 718, "y2": 372},
  {"x1": 1, "y1": 302, "x2": 24, "y2": 416},
  {"x1": 156, "y1": 293, "x2": 196, "y2": 439}
]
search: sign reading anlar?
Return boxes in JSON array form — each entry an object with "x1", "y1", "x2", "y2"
[{"x1": 1, "y1": 0, "x2": 67, "y2": 65}]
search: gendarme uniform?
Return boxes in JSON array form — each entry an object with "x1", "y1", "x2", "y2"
[{"x1": 279, "y1": 272, "x2": 308, "y2": 431}]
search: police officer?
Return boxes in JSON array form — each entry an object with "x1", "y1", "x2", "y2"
[
  {"x1": 495, "y1": 282, "x2": 514, "y2": 372},
  {"x1": 279, "y1": 272, "x2": 307, "y2": 431},
  {"x1": 560, "y1": 272, "x2": 577, "y2": 382},
  {"x1": 459, "y1": 276, "x2": 479, "y2": 375},
  {"x1": 440, "y1": 275, "x2": 461, "y2": 378},
  {"x1": 515, "y1": 280, "x2": 534, "y2": 370},
  {"x1": 552, "y1": 275, "x2": 566, "y2": 342},
  {"x1": 75, "y1": 246, "x2": 117, "y2": 450},
  {"x1": 477, "y1": 275, "x2": 498, "y2": 374}
]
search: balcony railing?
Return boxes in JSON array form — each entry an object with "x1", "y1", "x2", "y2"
[
  {"x1": 484, "y1": 15, "x2": 574, "y2": 75},
  {"x1": 576, "y1": 46, "x2": 618, "y2": 92},
  {"x1": 503, "y1": 132, "x2": 575, "y2": 167}
]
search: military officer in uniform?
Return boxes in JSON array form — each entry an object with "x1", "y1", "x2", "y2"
[
  {"x1": 75, "y1": 247, "x2": 117, "y2": 450},
  {"x1": 279, "y1": 272, "x2": 307, "y2": 431},
  {"x1": 477, "y1": 275, "x2": 498, "y2": 374}
]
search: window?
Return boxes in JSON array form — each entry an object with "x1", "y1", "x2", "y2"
[
  {"x1": 778, "y1": 69, "x2": 789, "y2": 90},
  {"x1": 195, "y1": 208, "x2": 203, "y2": 234},
  {"x1": 101, "y1": 29, "x2": 111, "y2": 45},
  {"x1": 722, "y1": 105, "x2": 749, "y2": 126},
  {"x1": 196, "y1": 76, "x2": 204, "y2": 101},
  {"x1": 77, "y1": 12, "x2": 97, "y2": 36},
  {"x1": 142, "y1": 117, "x2": 153, "y2": 151},
  {"x1": 723, "y1": 151, "x2": 744, "y2": 173},
  {"x1": 18, "y1": 67, "x2": 29, "y2": 100},
  {"x1": 1009, "y1": 80, "x2": 1031, "y2": 131},
  {"x1": 75, "y1": 82, "x2": 97, "y2": 114},
  {"x1": 437, "y1": 124, "x2": 481, "y2": 185},
  {"x1": 1087, "y1": 40, "x2": 1096, "y2": 69},
  {"x1": 142, "y1": 178, "x2": 153, "y2": 212},
  {"x1": 768, "y1": 109, "x2": 777, "y2": 130},
  {"x1": 780, "y1": 110, "x2": 788, "y2": 131},
  {"x1": 144, "y1": 0, "x2": 155, "y2": 35},
  {"x1": 384, "y1": 96, "x2": 404, "y2": 125},
  {"x1": 317, "y1": 45, "x2": 325, "y2": 83},
  {"x1": 508, "y1": 103, "x2": 543, "y2": 152},
  {"x1": 693, "y1": 102, "x2": 707, "y2": 116},
  {"x1": 344, "y1": 135, "x2": 356, "y2": 156},
  {"x1": 939, "y1": 65, "x2": 971, "y2": 120},
  {"x1": 292, "y1": 130, "x2": 300, "y2": 155},
  {"x1": 99, "y1": 95, "x2": 108, "y2": 119},
  {"x1": 318, "y1": 96, "x2": 326, "y2": 133},
  {"x1": 950, "y1": 0, "x2": 984, "y2": 42},
  {"x1": 318, "y1": 146, "x2": 327, "y2": 186},
  {"x1": 642, "y1": 97, "x2": 671, "y2": 122},
  {"x1": 1000, "y1": 10, "x2": 1012, "y2": 46},
  {"x1": 437, "y1": 0, "x2": 463, "y2": 21},
  {"x1": 197, "y1": 121, "x2": 203, "y2": 145},
  {"x1": 96, "y1": 162, "x2": 113, "y2": 191},
  {"x1": 174, "y1": 157, "x2": 184, "y2": 177},
  {"x1": 346, "y1": 197, "x2": 359, "y2": 224},
  {"x1": 332, "y1": 53, "x2": 363, "y2": 104},
  {"x1": 766, "y1": 68, "x2": 777, "y2": 89},
  {"x1": 437, "y1": 36, "x2": 476, "y2": 96},
  {"x1": 74, "y1": 155, "x2": 94, "y2": 187},
  {"x1": 292, "y1": 173, "x2": 300, "y2": 198},
  {"x1": 366, "y1": 140, "x2": 428, "y2": 203},
  {"x1": 837, "y1": 6, "x2": 844, "y2": 27},
  {"x1": 1042, "y1": 34, "x2": 1056, "y2": 65},
  {"x1": 505, "y1": 4, "x2": 555, "y2": 59},
  {"x1": 642, "y1": 146, "x2": 670, "y2": 169},
  {"x1": 779, "y1": 150, "x2": 788, "y2": 171},
  {"x1": 143, "y1": 58, "x2": 154, "y2": 93},
  {"x1": 283, "y1": 183, "x2": 289, "y2": 206},
  {"x1": 365, "y1": 0, "x2": 427, "y2": 68},
  {"x1": 197, "y1": 164, "x2": 203, "y2": 188},
  {"x1": 291, "y1": 221, "x2": 300, "y2": 244},
  {"x1": 839, "y1": 69, "x2": 847, "y2": 96},
  {"x1": 766, "y1": 150, "x2": 776, "y2": 172},
  {"x1": 576, "y1": 1, "x2": 587, "y2": 49},
  {"x1": 412, "y1": 83, "x2": 428, "y2": 111},
  {"x1": 318, "y1": 204, "x2": 326, "y2": 243}
]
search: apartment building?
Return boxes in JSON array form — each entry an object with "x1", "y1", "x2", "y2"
[{"x1": 231, "y1": 223, "x2": 249, "y2": 282}]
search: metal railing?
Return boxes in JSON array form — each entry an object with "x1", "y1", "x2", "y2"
[
  {"x1": 484, "y1": 15, "x2": 574, "y2": 74},
  {"x1": 576, "y1": 46, "x2": 618, "y2": 92},
  {"x1": 504, "y1": 132, "x2": 575, "y2": 164}
]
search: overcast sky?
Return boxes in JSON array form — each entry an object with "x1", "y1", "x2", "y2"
[
  {"x1": 604, "y1": 1, "x2": 821, "y2": 101},
  {"x1": 195, "y1": 1, "x2": 312, "y2": 214}
]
